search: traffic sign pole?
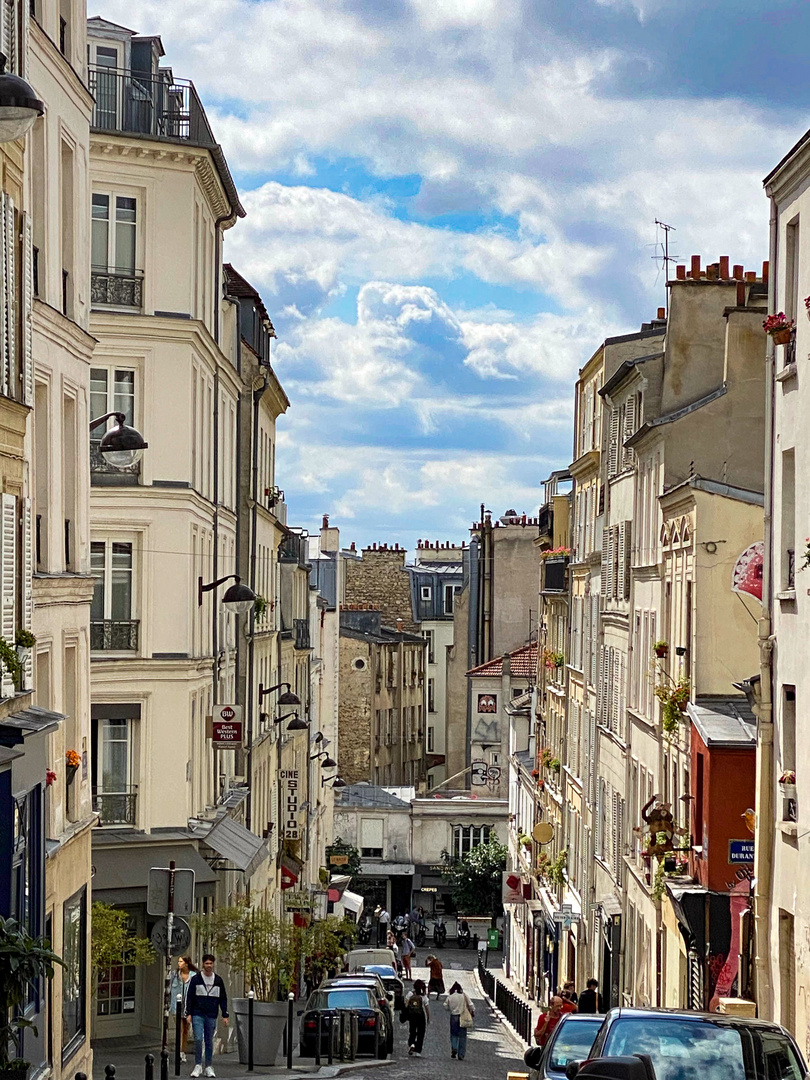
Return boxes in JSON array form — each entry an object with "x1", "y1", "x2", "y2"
[{"x1": 161, "y1": 860, "x2": 176, "y2": 1080}]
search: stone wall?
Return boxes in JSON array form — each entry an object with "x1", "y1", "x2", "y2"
[
  {"x1": 344, "y1": 544, "x2": 418, "y2": 631},
  {"x1": 338, "y1": 636, "x2": 373, "y2": 783}
]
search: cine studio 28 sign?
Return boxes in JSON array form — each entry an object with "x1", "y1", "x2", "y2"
[{"x1": 280, "y1": 769, "x2": 300, "y2": 839}]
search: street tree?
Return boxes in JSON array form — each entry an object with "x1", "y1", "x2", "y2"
[{"x1": 442, "y1": 837, "x2": 508, "y2": 922}]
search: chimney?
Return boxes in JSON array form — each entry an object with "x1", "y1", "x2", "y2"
[
  {"x1": 706, "y1": 264, "x2": 717, "y2": 280},
  {"x1": 322, "y1": 514, "x2": 329, "y2": 529},
  {"x1": 657, "y1": 307, "x2": 665, "y2": 319},
  {"x1": 691, "y1": 255, "x2": 701, "y2": 279},
  {"x1": 719, "y1": 256, "x2": 730, "y2": 279},
  {"x1": 736, "y1": 281, "x2": 746, "y2": 306},
  {"x1": 745, "y1": 271, "x2": 756, "y2": 283},
  {"x1": 350, "y1": 541, "x2": 356, "y2": 551},
  {"x1": 733, "y1": 264, "x2": 744, "y2": 279},
  {"x1": 396, "y1": 617, "x2": 403, "y2": 633},
  {"x1": 762, "y1": 260, "x2": 769, "y2": 283},
  {"x1": 676, "y1": 265, "x2": 686, "y2": 280}
]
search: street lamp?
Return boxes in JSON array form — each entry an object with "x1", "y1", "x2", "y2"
[
  {"x1": 322, "y1": 775, "x2": 346, "y2": 789},
  {"x1": 198, "y1": 574, "x2": 256, "y2": 614},
  {"x1": 260, "y1": 681, "x2": 301, "y2": 707},
  {"x1": 0, "y1": 53, "x2": 44, "y2": 142},
  {"x1": 275, "y1": 711, "x2": 309, "y2": 732},
  {"x1": 310, "y1": 749, "x2": 337, "y2": 768},
  {"x1": 89, "y1": 411, "x2": 148, "y2": 469}
]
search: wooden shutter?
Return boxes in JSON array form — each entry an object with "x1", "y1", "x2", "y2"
[
  {"x1": 20, "y1": 0, "x2": 29, "y2": 80},
  {"x1": 617, "y1": 524, "x2": 625, "y2": 601},
  {"x1": 0, "y1": 493, "x2": 15, "y2": 696},
  {"x1": 623, "y1": 394, "x2": 636, "y2": 468},
  {"x1": 20, "y1": 497, "x2": 31, "y2": 691},
  {"x1": 3, "y1": 193, "x2": 14, "y2": 400},
  {"x1": 21, "y1": 210, "x2": 32, "y2": 405},
  {"x1": 608, "y1": 408, "x2": 620, "y2": 477},
  {"x1": 1, "y1": 0, "x2": 16, "y2": 74},
  {"x1": 601, "y1": 527, "x2": 610, "y2": 597},
  {"x1": 611, "y1": 649, "x2": 620, "y2": 733}
]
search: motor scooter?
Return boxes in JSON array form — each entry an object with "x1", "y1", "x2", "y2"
[
  {"x1": 457, "y1": 919, "x2": 471, "y2": 948},
  {"x1": 414, "y1": 920, "x2": 427, "y2": 947},
  {"x1": 433, "y1": 915, "x2": 447, "y2": 948}
]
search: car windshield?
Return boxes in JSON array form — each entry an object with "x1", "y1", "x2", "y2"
[
  {"x1": 308, "y1": 989, "x2": 374, "y2": 1011},
  {"x1": 548, "y1": 1019, "x2": 603, "y2": 1070},
  {"x1": 363, "y1": 965, "x2": 397, "y2": 979},
  {"x1": 603, "y1": 1018, "x2": 805, "y2": 1080}
]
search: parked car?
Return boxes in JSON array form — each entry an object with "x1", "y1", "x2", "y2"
[
  {"x1": 347, "y1": 947, "x2": 397, "y2": 971},
  {"x1": 299, "y1": 986, "x2": 389, "y2": 1059},
  {"x1": 352, "y1": 964, "x2": 405, "y2": 1010},
  {"x1": 321, "y1": 975, "x2": 395, "y2": 1052},
  {"x1": 537, "y1": 1015, "x2": 604, "y2": 1080},
  {"x1": 569, "y1": 1008, "x2": 807, "y2": 1080}
]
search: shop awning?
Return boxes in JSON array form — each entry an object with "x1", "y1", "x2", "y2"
[
  {"x1": 0, "y1": 705, "x2": 65, "y2": 745},
  {"x1": 340, "y1": 890, "x2": 364, "y2": 915},
  {"x1": 92, "y1": 843, "x2": 218, "y2": 905},
  {"x1": 203, "y1": 815, "x2": 270, "y2": 878}
]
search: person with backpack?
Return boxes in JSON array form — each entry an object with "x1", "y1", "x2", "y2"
[
  {"x1": 444, "y1": 981, "x2": 475, "y2": 1059},
  {"x1": 403, "y1": 978, "x2": 430, "y2": 1056}
]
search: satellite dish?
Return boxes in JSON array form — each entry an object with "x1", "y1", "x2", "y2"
[{"x1": 532, "y1": 822, "x2": 554, "y2": 845}]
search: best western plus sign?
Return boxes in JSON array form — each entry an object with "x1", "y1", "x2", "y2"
[{"x1": 211, "y1": 704, "x2": 243, "y2": 747}]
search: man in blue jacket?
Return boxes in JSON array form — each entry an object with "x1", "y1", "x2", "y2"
[{"x1": 186, "y1": 953, "x2": 229, "y2": 1077}]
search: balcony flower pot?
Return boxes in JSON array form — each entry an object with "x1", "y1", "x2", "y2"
[
  {"x1": 779, "y1": 783, "x2": 797, "y2": 800},
  {"x1": 653, "y1": 641, "x2": 668, "y2": 659},
  {"x1": 65, "y1": 764, "x2": 78, "y2": 786},
  {"x1": 771, "y1": 327, "x2": 793, "y2": 345},
  {"x1": 233, "y1": 999, "x2": 288, "y2": 1066}
]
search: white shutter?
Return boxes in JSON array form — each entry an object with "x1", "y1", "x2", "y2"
[
  {"x1": 611, "y1": 788, "x2": 619, "y2": 880},
  {"x1": 598, "y1": 644, "x2": 607, "y2": 725},
  {"x1": 570, "y1": 701, "x2": 579, "y2": 777},
  {"x1": 617, "y1": 524, "x2": 625, "y2": 601},
  {"x1": 616, "y1": 797, "x2": 625, "y2": 886},
  {"x1": 623, "y1": 395, "x2": 636, "y2": 468},
  {"x1": 3, "y1": 193, "x2": 14, "y2": 400},
  {"x1": 1, "y1": 0, "x2": 15, "y2": 74},
  {"x1": 601, "y1": 527, "x2": 610, "y2": 598},
  {"x1": 588, "y1": 708, "x2": 597, "y2": 801},
  {"x1": 19, "y1": 0, "x2": 28, "y2": 80},
  {"x1": 608, "y1": 408, "x2": 620, "y2": 477},
  {"x1": 623, "y1": 521, "x2": 632, "y2": 600},
  {"x1": 21, "y1": 211, "x2": 32, "y2": 405},
  {"x1": 21, "y1": 497, "x2": 32, "y2": 691},
  {"x1": 611, "y1": 649, "x2": 620, "y2": 733},
  {"x1": 595, "y1": 779, "x2": 603, "y2": 860},
  {"x1": 590, "y1": 595, "x2": 599, "y2": 686},
  {"x1": 0, "y1": 195, "x2": 7, "y2": 399},
  {"x1": 0, "y1": 493, "x2": 15, "y2": 696}
]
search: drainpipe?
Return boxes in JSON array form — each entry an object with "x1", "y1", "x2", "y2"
[{"x1": 753, "y1": 198, "x2": 778, "y2": 1018}]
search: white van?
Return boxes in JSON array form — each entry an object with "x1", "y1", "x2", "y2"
[{"x1": 347, "y1": 947, "x2": 397, "y2": 972}]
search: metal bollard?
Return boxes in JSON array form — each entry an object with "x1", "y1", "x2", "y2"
[
  {"x1": 327, "y1": 1014, "x2": 334, "y2": 1066},
  {"x1": 287, "y1": 992, "x2": 295, "y2": 1070},
  {"x1": 144, "y1": 1054, "x2": 154, "y2": 1080},
  {"x1": 160, "y1": 1048, "x2": 169, "y2": 1080},
  {"x1": 247, "y1": 990, "x2": 255, "y2": 1072},
  {"x1": 339, "y1": 1010, "x2": 346, "y2": 1062},
  {"x1": 105, "y1": 1067, "x2": 116, "y2": 1080},
  {"x1": 174, "y1": 994, "x2": 183, "y2": 1076},
  {"x1": 315, "y1": 1011, "x2": 322, "y2": 1067}
]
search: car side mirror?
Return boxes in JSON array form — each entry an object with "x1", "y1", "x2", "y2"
[
  {"x1": 566, "y1": 1062, "x2": 581, "y2": 1080},
  {"x1": 578, "y1": 1056, "x2": 657, "y2": 1080}
]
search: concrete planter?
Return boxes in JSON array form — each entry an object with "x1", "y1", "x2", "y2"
[{"x1": 232, "y1": 999, "x2": 289, "y2": 1066}]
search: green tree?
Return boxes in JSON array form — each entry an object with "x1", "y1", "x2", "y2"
[
  {"x1": 91, "y1": 902, "x2": 155, "y2": 979},
  {"x1": 0, "y1": 915, "x2": 63, "y2": 1070},
  {"x1": 325, "y1": 837, "x2": 362, "y2": 879},
  {"x1": 442, "y1": 837, "x2": 508, "y2": 922}
]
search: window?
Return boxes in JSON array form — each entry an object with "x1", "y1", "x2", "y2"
[
  {"x1": 96, "y1": 910, "x2": 138, "y2": 1016},
  {"x1": 444, "y1": 584, "x2": 459, "y2": 615},
  {"x1": 90, "y1": 368, "x2": 139, "y2": 474},
  {"x1": 92, "y1": 46, "x2": 121, "y2": 129},
  {"x1": 92, "y1": 194, "x2": 136, "y2": 274},
  {"x1": 781, "y1": 449, "x2": 796, "y2": 590},
  {"x1": 91, "y1": 541, "x2": 133, "y2": 622},
  {"x1": 452, "y1": 824, "x2": 491, "y2": 859},
  {"x1": 427, "y1": 726, "x2": 434, "y2": 752},
  {"x1": 62, "y1": 887, "x2": 86, "y2": 1059},
  {"x1": 422, "y1": 629, "x2": 434, "y2": 664},
  {"x1": 360, "y1": 817, "x2": 383, "y2": 859},
  {"x1": 428, "y1": 678, "x2": 435, "y2": 712},
  {"x1": 420, "y1": 585, "x2": 432, "y2": 601}
]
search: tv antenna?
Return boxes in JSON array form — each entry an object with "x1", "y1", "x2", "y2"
[{"x1": 652, "y1": 219, "x2": 678, "y2": 315}]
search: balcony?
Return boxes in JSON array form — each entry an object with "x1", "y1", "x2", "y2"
[
  {"x1": 294, "y1": 618, "x2": 310, "y2": 651},
  {"x1": 91, "y1": 267, "x2": 144, "y2": 308},
  {"x1": 542, "y1": 555, "x2": 569, "y2": 594},
  {"x1": 88, "y1": 66, "x2": 216, "y2": 147},
  {"x1": 93, "y1": 787, "x2": 138, "y2": 827},
  {"x1": 91, "y1": 619, "x2": 139, "y2": 651}
]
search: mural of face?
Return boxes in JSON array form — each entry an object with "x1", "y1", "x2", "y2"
[{"x1": 478, "y1": 694, "x2": 497, "y2": 713}]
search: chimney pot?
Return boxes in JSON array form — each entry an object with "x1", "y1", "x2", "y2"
[
  {"x1": 719, "y1": 256, "x2": 730, "y2": 279},
  {"x1": 691, "y1": 255, "x2": 701, "y2": 279},
  {"x1": 706, "y1": 264, "x2": 717, "y2": 280},
  {"x1": 676, "y1": 265, "x2": 686, "y2": 280},
  {"x1": 657, "y1": 307, "x2": 665, "y2": 319},
  {"x1": 745, "y1": 272, "x2": 756, "y2": 282},
  {"x1": 736, "y1": 281, "x2": 746, "y2": 306},
  {"x1": 733, "y1": 264, "x2": 744, "y2": 279},
  {"x1": 762, "y1": 260, "x2": 769, "y2": 282}
]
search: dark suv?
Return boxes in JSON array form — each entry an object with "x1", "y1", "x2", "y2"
[{"x1": 571, "y1": 1008, "x2": 806, "y2": 1080}]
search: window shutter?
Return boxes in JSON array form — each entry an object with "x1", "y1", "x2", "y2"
[
  {"x1": 611, "y1": 788, "x2": 619, "y2": 880},
  {"x1": 21, "y1": 497, "x2": 32, "y2": 691},
  {"x1": 570, "y1": 701, "x2": 579, "y2": 777},
  {"x1": 19, "y1": 0, "x2": 28, "y2": 80},
  {"x1": 595, "y1": 779, "x2": 603, "y2": 860},
  {"x1": 0, "y1": 493, "x2": 15, "y2": 697},
  {"x1": 0, "y1": 195, "x2": 7, "y2": 398},
  {"x1": 617, "y1": 525, "x2": 625, "y2": 601},
  {"x1": 3, "y1": 193, "x2": 14, "y2": 400},
  {"x1": 600, "y1": 527, "x2": 609, "y2": 597},
  {"x1": 1, "y1": 0, "x2": 16, "y2": 74},
  {"x1": 616, "y1": 797, "x2": 625, "y2": 886},
  {"x1": 608, "y1": 408, "x2": 620, "y2": 477},
  {"x1": 598, "y1": 644, "x2": 607, "y2": 725},
  {"x1": 588, "y1": 708, "x2": 597, "y2": 801},
  {"x1": 611, "y1": 649, "x2": 620, "y2": 733},
  {"x1": 590, "y1": 595, "x2": 599, "y2": 686},
  {"x1": 21, "y1": 211, "x2": 32, "y2": 406},
  {"x1": 623, "y1": 395, "x2": 636, "y2": 468}
]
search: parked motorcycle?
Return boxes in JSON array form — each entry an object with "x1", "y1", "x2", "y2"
[
  {"x1": 457, "y1": 919, "x2": 471, "y2": 949},
  {"x1": 357, "y1": 916, "x2": 373, "y2": 945},
  {"x1": 414, "y1": 921, "x2": 427, "y2": 947},
  {"x1": 433, "y1": 916, "x2": 447, "y2": 948}
]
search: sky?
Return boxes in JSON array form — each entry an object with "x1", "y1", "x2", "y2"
[{"x1": 96, "y1": 0, "x2": 810, "y2": 551}]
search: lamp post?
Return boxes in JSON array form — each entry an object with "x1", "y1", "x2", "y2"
[
  {"x1": 310, "y1": 750, "x2": 337, "y2": 769},
  {"x1": 322, "y1": 775, "x2": 346, "y2": 789},
  {"x1": 198, "y1": 574, "x2": 256, "y2": 614},
  {"x1": 89, "y1": 411, "x2": 148, "y2": 469},
  {"x1": 0, "y1": 53, "x2": 44, "y2": 142},
  {"x1": 245, "y1": 682, "x2": 302, "y2": 833}
]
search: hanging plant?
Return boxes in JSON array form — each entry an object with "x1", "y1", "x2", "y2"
[
  {"x1": 547, "y1": 849, "x2": 568, "y2": 888},
  {"x1": 543, "y1": 648, "x2": 564, "y2": 670},
  {"x1": 549, "y1": 757, "x2": 561, "y2": 773},
  {"x1": 0, "y1": 637, "x2": 22, "y2": 691},
  {"x1": 655, "y1": 678, "x2": 690, "y2": 737},
  {"x1": 800, "y1": 539, "x2": 810, "y2": 573},
  {"x1": 540, "y1": 547, "x2": 571, "y2": 560},
  {"x1": 253, "y1": 595, "x2": 268, "y2": 618},
  {"x1": 14, "y1": 629, "x2": 35, "y2": 649},
  {"x1": 653, "y1": 640, "x2": 669, "y2": 659},
  {"x1": 540, "y1": 747, "x2": 554, "y2": 769},
  {"x1": 45, "y1": 770, "x2": 56, "y2": 787}
]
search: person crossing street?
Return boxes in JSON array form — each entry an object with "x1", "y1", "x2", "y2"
[{"x1": 186, "y1": 954, "x2": 229, "y2": 1077}]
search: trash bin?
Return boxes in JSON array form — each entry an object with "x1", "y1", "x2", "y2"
[{"x1": 487, "y1": 928, "x2": 500, "y2": 950}]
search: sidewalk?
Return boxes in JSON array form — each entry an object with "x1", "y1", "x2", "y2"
[{"x1": 476, "y1": 954, "x2": 541, "y2": 1048}]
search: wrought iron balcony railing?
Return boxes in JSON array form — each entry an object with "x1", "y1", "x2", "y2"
[
  {"x1": 88, "y1": 66, "x2": 216, "y2": 147},
  {"x1": 93, "y1": 788, "x2": 138, "y2": 827},
  {"x1": 91, "y1": 619, "x2": 139, "y2": 651},
  {"x1": 91, "y1": 268, "x2": 144, "y2": 308},
  {"x1": 294, "y1": 618, "x2": 311, "y2": 651}
]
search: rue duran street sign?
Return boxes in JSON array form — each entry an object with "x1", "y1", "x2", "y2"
[
  {"x1": 729, "y1": 839, "x2": 755, "y2": 864},
  {"x1": 211, "y1": 704, "x2": 243, "y2": 748}
]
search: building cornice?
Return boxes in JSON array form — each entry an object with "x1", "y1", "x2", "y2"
[
  {"x1": 569, "y1": 448, "x2": 600, "y2": 480},
  {"x1": 33, "y1": 299, "x2": 96, "y2": 358},
  {"x1": 33, "y1": 572, "x2": 95, "y2": 606},
  {"x1": 31, "y1": 20, "x2": 95, "y2": 116}
]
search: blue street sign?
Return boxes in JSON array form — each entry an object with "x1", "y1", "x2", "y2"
[{"x1": 729, "y1": 840, "x2": 755, "y2": 864}]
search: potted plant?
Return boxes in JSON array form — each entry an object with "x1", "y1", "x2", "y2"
[
  {"x1": 518, "y1": 832, "x2": 533, "y2": 852},
  {"x1": 655, "y1": 678, "x2": 690, "y2": 737},
  {"x1": 763, "y1": 312, "x2": 795, "y2": 345},
  {"x1": 65, "y1": 749, "x2": 81, "y2": 785},
  {"x1": 549, "y1": 757, "x2": 561, "y2": 774},
  {"x1": 779, "y1": 771, "x2": 797, "y2": 799},
  {"x1": 253, "y1": 595, "x2": 268, "y2": 619},
  {"x1": 653, "y1": 640, "x2": 669, "y2": 659},
  {"x1": 0, "y1": 915, "x2": 63, "y2": 1079},
  {"x1": 193, "y1": 903, "x2": 306, "y2": 1066},
  {"x1": 540, "y1": 747, "x2": 553, "y2": 769}
]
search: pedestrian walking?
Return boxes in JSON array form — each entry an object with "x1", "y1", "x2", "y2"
[
  {"x1": 534, "y1": 996, "x2": 565, "y2": 1047},
  {"x1": 186, "y1": 954, "x2": 229, "y2": 1077},
  {"x1": 404, "y1": 978, "x2": 430, "y2": 1055},
  {"x1": 400, "y1": 933, "x2": 416, "y2": 980},
  {"x1": 375, "y1": 904, "x2": 391, "y2": 946},
  {"x1": 561, "y1": 981, "x2": 578, "y2": 1008},
  {"x1": 426, "y1": 954, "x2": 445, "y2": 999},
  {"x1": 444, "y1": 981, "x2": 475, "y2": 1060},
  {"x1": 170, "y1": 956, "x2": 198, "y2": 1062},
  {"x1": 577, "y1": 978, "x2": 604, "y2": 1014}
]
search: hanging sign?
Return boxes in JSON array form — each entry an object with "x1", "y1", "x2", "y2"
[
  {"x1": 284, "y1": 891, "x2": 313, "y2": 912},
  {"x1": 211, "y1": 704, "x2": 243, "y2": 748},
  {"x1": 280, "y1": 768, "x2": 300, "y2": 839}
]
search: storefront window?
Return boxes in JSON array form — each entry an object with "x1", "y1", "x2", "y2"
[
  {"x1": 62, "y1": 887, "x2": 86, "y2": 1059},
  {"x1": 96, "y1": 911, "x2": 137, "y2": 1017}
]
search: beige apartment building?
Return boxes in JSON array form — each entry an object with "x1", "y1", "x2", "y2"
[{"x1": 761, "y1": 128, "x2": 810, "y2": 1034}]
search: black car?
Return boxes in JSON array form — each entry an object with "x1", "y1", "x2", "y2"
[
  {"x1": 354, "y1": 964, "x2": 406, "y2": 1011},
  {"x1": 299, "y1": 986, "x2": 388, "y2": 1059},
  {"x1": 573, "y1": 1007, "x2": 807, "y2": 1080},
  {"x1": 538, "y1": 1014, "x2": 604, "y2": 1080},
  {"x1": 321, "y1": 976, "x2": 395, "y2": 1052}
]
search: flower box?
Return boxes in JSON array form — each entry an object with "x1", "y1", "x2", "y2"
[{"x1": 779, "y1": 783, "x2": 797, "y2": 800}]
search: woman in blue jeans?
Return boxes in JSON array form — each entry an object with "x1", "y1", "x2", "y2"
[
  {"x1": 185, "y1": 954, "x2": 229, "y2": 1077},
  {"x1": 444, "y1": 982, "x2": 475, "y2": 1060}
]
